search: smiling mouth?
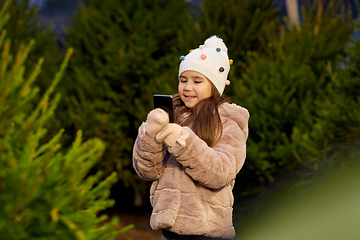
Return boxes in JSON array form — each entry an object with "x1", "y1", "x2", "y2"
[{"x1": 184, "y1": 95, "x2": 196, "y2": 100}]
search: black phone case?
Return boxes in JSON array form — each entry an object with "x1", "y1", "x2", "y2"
[{"x1": 153, "y1": 94, "x2": 174, "y2": 123}]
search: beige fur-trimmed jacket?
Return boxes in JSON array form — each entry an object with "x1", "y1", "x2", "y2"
[{"x1": 132, "y1": 102, "x2": 249, "y2": 239}]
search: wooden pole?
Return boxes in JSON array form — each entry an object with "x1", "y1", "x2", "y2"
[{"x1": 285, "y1": 0, "x2": 300, "y2": 29}]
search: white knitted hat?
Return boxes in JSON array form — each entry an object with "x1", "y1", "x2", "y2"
[{"x1": 179, "y1": 36, "x2": 233, "y2": 95}]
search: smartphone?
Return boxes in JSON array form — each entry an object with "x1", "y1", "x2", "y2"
[{"x1": 153, "y1": 94, "x2": 174, "y2": 123}]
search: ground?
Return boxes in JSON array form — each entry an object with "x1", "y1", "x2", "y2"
[{"x1": 114, "y1": 209, "x2": 161, "y2": 240}]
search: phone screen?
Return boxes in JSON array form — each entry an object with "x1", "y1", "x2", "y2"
[{"x1": 153, "y1": 94, "x2": 174, "y2": 123}]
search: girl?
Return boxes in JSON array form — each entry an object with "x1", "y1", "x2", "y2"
[{"x1": 132, "y1": 36, "x2": 249, "y2": 240}]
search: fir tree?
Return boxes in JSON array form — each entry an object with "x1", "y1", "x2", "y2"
[
  {"x1": 310, "y1": 16, "x2": 360, "y2": 161},
  {"x1": 231, "y1": 0, "x2": 355, "y2": 186},
  {"x1": 196, "y1": 0, "x2": 280, "y2": 96},
  {"x1": 0, "y1": 1, "x2": 131, "y2": 238},
  {"x1": 0, "y1": 0, "x2": 62, "y2": 91},
  {"x1": 61, "y1": 0, "x2": 197, "y2": 203}
]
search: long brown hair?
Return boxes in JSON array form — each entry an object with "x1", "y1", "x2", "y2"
[{"x1": 173, "y1": 82, "x2": 230, "y2": 147}]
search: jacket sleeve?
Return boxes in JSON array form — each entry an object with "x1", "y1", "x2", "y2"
[
  {"x1": 167, "y1": 112, "x2": 249, "y2": 190},
  {"x1": 132, "y1": 123, "x2": 166, "y2": 181}
]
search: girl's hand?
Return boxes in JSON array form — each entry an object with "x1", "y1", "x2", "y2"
[
  {"x1": 156, "y1": 123, "x2": 188, "y2": 147},
  {"x1": 141, "y1": 108, "x2": 169, "y2": 138}
]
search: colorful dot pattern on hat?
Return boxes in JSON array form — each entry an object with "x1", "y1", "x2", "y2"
[{"x1": 179, "y1": 36, "x2": 231, "y2": 95}]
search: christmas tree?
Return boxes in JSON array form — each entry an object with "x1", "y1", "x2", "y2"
[
  {"x1": 0, "y1": 1, "x2": 131, "y2": 238},
  {"x1": 0, "y1": 0, "x2": 62, "y2": 91},
  {"x1": 231, "y1": 0, "x2": 355, "y2": 186},
  {"x1": 61, "y1": 0, "x2": 198, "y2": 204}
]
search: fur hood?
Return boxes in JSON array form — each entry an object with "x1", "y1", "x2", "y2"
[{"x1": 219, "y1": 102, "x2": 250, "y2": 138}]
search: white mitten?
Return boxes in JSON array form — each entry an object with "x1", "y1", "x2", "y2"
[
  {"x1": 140, "y1": 108, "x2": 169, "y2": 139},
  {"x1": 156, "y1": 123, "x2": 189, "y2": 147}
]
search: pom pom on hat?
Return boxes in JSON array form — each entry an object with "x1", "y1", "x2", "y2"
[
  {"x1": 178, "y1": 35, "x2": 231, "y2": 95},
  {"x1": 204, "y1": 36, "x2": 228, "y2": 53}
]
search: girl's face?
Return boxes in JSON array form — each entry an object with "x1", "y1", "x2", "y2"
[{"x1": 178, "y1": 70, "x2": 212, "y2": 108}]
